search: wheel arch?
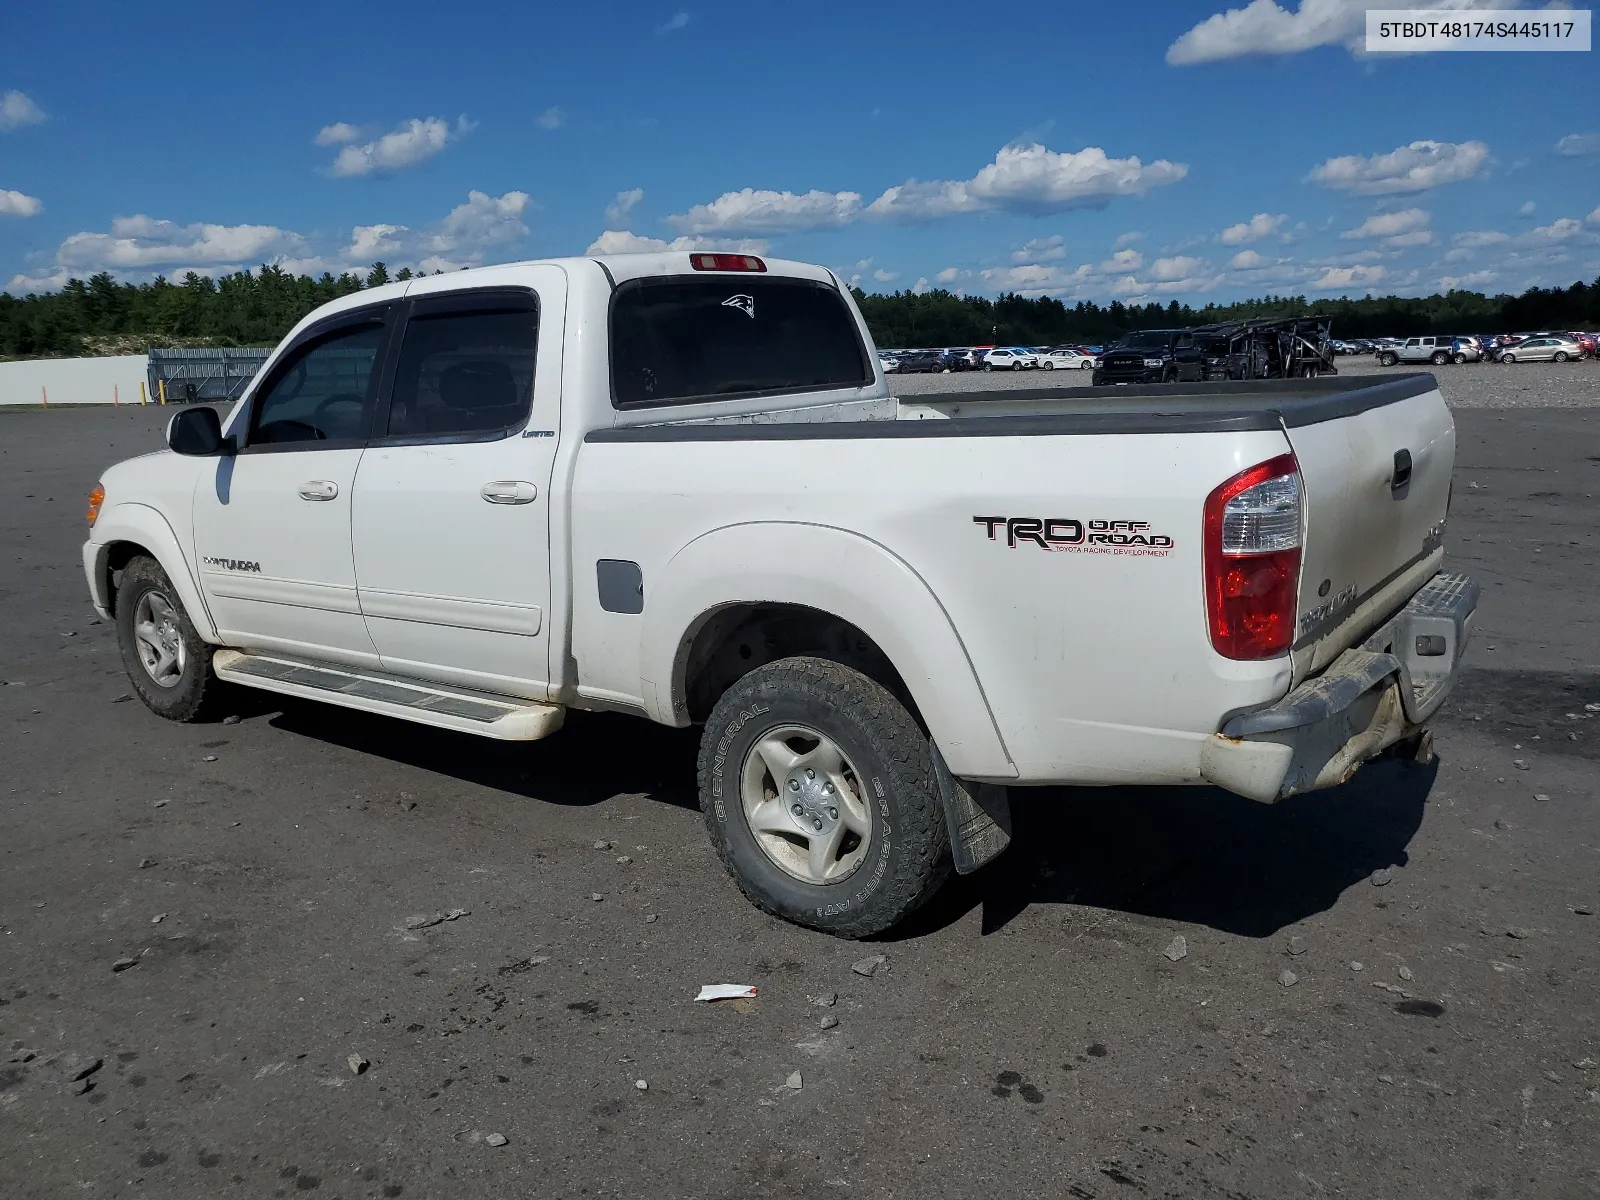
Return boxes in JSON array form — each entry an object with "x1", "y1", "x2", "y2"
[
  {"x1": 87, "y1": 503, "x2": 219, "y2": 641},
  {"x1": 640, "y1": 522, "x2": 1016, "y2": 780}
]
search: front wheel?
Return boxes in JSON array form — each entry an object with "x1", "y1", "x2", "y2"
[
  {"x1": 1453, "y1": 353, "x2": 1467, "y2": 364},
  {"x1": 115, "y1": 555, "x2": 228, "y2": 722},
  {"x1": 982, "y1": 363, "x2": 993, "y2": 372},
  {"x1": 698, "y1": 657, "x2": 952, "y2": 938},
  {"x1": 1501, "y1": 353, "x2": 1515, "y2": 364},
  {"x1": 1379, "y1": 352, "x2": 1398, "y2": 366},
  {"x1": 1079, "y1": 359, "x2": 1094, "y2": 369}
]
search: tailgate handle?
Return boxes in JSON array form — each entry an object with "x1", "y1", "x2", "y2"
[{"x1": 1391, "y1": 449, "x2": 1412, "y2": 496}]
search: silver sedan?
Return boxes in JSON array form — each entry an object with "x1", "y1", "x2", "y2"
[{"x1": 1498, "y1": 336, "x2": 1583, "y2": 363}]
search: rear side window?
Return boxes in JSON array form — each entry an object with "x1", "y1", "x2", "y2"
[
  {"x1": 610, "y1": 277, "x2": 870, "y2": 407},
  {"x1": 384, "y1": 297, "x2": 538, "y2": 440}
]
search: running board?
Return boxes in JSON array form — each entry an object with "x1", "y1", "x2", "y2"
[{"x1": 211, "y1": 650, "x2": 565, "y2": 741}]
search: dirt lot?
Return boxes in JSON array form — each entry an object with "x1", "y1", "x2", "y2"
[{"x1": 2, "y1": 380, "x2": 1598, "y2": 1199}]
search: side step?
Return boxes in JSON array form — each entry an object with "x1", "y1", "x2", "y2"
[{"x1": 211, "y1": 650, "x2": 565, "y2": 742}]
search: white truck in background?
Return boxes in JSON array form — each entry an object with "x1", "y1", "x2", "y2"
[{"x1": 82, "y1": 251, "x2": 1478, "y2": 937}]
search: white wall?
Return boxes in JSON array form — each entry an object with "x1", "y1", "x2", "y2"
[{"x1": 0, "y1": 354, "x2": 151, "y2": 406}]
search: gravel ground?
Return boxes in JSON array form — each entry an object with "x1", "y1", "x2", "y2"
[
  {"x1": 2, "y1": 397, "x2": 1598, "y2": 1198},
  {"x1": 891, "y1": 357, "x2": 1600, "y2": 408}
]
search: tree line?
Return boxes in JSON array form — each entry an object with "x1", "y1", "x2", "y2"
[{"x1": 3, "y1": 262, "x2": 1599, "y2": 360}]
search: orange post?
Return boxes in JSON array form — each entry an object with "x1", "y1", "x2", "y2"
[
  {"x1": 114, "y1": 384, "x2": 120, "y2": 407},
  {"x1": 41, "y1": 386, "x2": 47, "y2": 408},
  {"x1": 139, "y1": 381, "x2": 147, "y2": 405}
]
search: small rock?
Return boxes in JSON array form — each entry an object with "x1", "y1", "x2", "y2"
[
  {"x1": 399, "y1": 800, "x2": 417, "y2": 811},
  {"x1": 67, "y1": 1057, "x2": 103, "y2": 1082},
  {"x1": 1162, "y1": 935, "x2": 1188, "y2": 962},
  {"x1": 1534, "y1": 794, "x2": 1551, "y2": 803},
  {"x1": 405, "y1": 914, "x2": 441, "y2": 930},
  {"x1": 1087, "y1": 1043, "x2": 1108, "y2": 1057},
  {"x1": 1398, "y1": 965, "x2": 1414, "y2": 981},
  {"x1": 1506, "y1": 926, "x2": 1529, "y2": 940},
  {"x1": 1494, "y1": 818, "x2": 1509, "y2": 830},
  {"x1": 1351, "y1": 961, "x2": 1364, "y2": 971},
  {"x1": 1278, "y1": 969, "x2": 1299, "y2": 988},
  {"x1": 810, "y1": 992, "x2": 838, "y2": 1007},
  {"x1": 784, "y1": 1071, "x2": 803, "y2": 1091},
  {"x1": 1574, "y1": 906, "x2": 1594, "y2": 916},
  {"x1": 444, "y1": 908, "x2": 469, "y2": 921},
  {"x1": 851, "y1": 954, "x2": 887, "y2": 978},
  {"x1": 593, "y1": 840, "x2": 612, "y2": 851},
  {"x1": 616, "y1": 855, "x2": 633, "y2": 865},
  {"x1": 1512, "y1": 759, "x2": 1528, "y2": 770},
  {"x1": 590, "y1": 893, "x2": 604, "y2": 902},
  {"x1": 138, "y1": 858, "x2": 155, "y2": 869},
  {"x1": 634, "y1": 1079, "x2": 648, "y2": 1091},
  {"x1": 150, "y1": 913, "x2": 166, "y2": 925},
  {"x1": 201, "y1": 755, "x2": 217, "y2": 763},
  {"x1": 347, "y1": 1053, "x2": 368, "y2": 1076},
  {"x1": 221, "y1": 714, "x2": 241, "y2": 726},
  {"x1": 484, "y1": 1133, "x2": 508, "y2": 1147},
  {"x1": 820, "y1": 1015, "x2": 839, "y2": 1030},
  {"x1": 153, "y1": 800, "x2": 167, "y2": 809},
  {"x1": 72, "y1": 1079, "x2": 95, "y2": 1096},
  {"x1": 1377, "y1": 1073, "x2": 1394, "y2": 1084},
  {"x1": 1544, "y1": 1070, "x2": 1563, "y2": 1083},
  {"x1": 1573, "y1": 1057, "x2": 1597, "y2": 1071},
  {"x1": 111, "y1": 957, "x2": 138, "y2": 973},
  {"x1": 110, "y1": 694, "x2": 132, "y2": 704},
  {"x1": 1286, "y1": 936, "x2": 1307, "y2": 956},
  {"x1": 1370, "y1": 868, "x2": 1393, "y2": 887},
  {"x1": 643, "y1": 913, "x2": 659, "y2": 924}
]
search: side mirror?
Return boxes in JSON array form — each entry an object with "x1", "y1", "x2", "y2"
[{"x1": 166, "y1": 406, "x2": 232, "y2": 456}]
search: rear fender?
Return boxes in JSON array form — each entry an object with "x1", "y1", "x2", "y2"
[
  {"x1": 641, "y1": 522, "x2": 1016, "y2": 780},
  {"x1": 88, "y1": 503, "x2": 219, "y2": 642}
]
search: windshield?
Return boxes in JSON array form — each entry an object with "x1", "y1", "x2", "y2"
[{"x1": 1116, "y1": 331, "x2": 1172, "y2": 350}]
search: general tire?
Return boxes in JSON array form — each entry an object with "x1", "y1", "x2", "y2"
[
  {"x1": 1379, "y1": 352, "x2": 1398, "y2": 366},
  {"x1": 115, "y1": 555, "x2": 228, "y2": 722},
  {"x1": 696, "y1": 656, "x2": 952, "y2": 938}
]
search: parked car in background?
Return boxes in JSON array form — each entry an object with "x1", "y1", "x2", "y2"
[
  {"x1": 982, "y1": 347, "x2": 1035, "y2": 371},
  {"x1": 1376, "y1": 336, "x2": 1454, "y2": 367},
  {"x1": 893, "y1": 349, "x2": 946, "y2": 373},
  {"x1": 879, "y1": 352, "x2": 900, "y2": 373},
  {"x1": 1568, "y1": 332, "x2": 1596, "y2": 358},
  {"x1": 1449, "y1": 336, "x2": 1484, "y2": 363},
  {"x1": 1498, "y1": 335, "x2": 1584, "y2": 363},
  {"x1": 1093, "y1": 329, "x2": 1187, "y2": 384},
  {"x1": 1039, "y1": 347, "x2": 1098, "y2": 370},
  {"x1": 942, "y1": 349, "x2": 979, "y2": 371}
]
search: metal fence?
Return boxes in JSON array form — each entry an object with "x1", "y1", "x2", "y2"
[{"x1": 146, "y1": 347, "x2": 271, "y2": 404}]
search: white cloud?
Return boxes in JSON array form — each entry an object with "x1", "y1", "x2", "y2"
[
  {"x1": 1519, "y1": 200, "x2": 1536, "y2": 215},
  {"x1": 655, "y1": 11, "x2": 690, "y2": 34},
  {"x1": 1386, "y1": 230, "x2": 1434, "y2": 247},
  {"x1": 1341, "y1": 207, "x2": 1429, "y2": 239},
  {"x1": 1590, "y1": 205, "x2": 1600, "y2": 224},
  {"x1": 1555, "y1": 132, "x2": 1600, "y2": 157},
  {"x1": 1228, "y1": 249, "x2": 1264, "y2": 269},
  {"x1": 11, "y1": 190, "x2": 532, "y2": 290},
  {"x1": 935, "y1": 266, "x2": 962, "y2": 283},
  {"x1": 1012, "y1": 234, "x2": 1067, "y2": 263},
  {"x1": 1527, "y1": 217, "x2": 1583, "y2": 241},
  {"x1": 1149, "y1": 255, "x2": 1208, "y2": 282},
  {"x1": 1439, "y1": 270, "x2": 1496, "y2": 290},
  {"x1": 0, "y1": 188, "x2": 42, "y2": 217},
  {"x1": 1099, "y1": 248, "x2": 1144, "y2": 272},
  {"x1": 585, "y1": 229, "x2": 768, "y2": 255},
  {"x1": 864, "y1": 142, "x2": 1187, "y2": 222},
  {"x1": 314, "y1": 122, "x2": 361, "y2": 146},
  {"x1": 1167, "y1": 0, "x2": 1521, "y2": 64},
  {"x1": 1219, "y1": 212, "x2": 1286, "y2": 245},
  {"x1": 911, "y1": 277, "x2": 930, "y2": 296},
  {"x1": 1453, "y1": 230, "x2": 1510, "y2": 249},
  {"x1": 665, "y1": 188, "x2": 862, "y2": 235},
  {"x1": 1308, "y1": 140, "x2": 1489, "y2": 195},
  {"x1": 537, "y1": 106, "x2": 565, "y2": 130},
  {"x1": 873, "y1": 268, "x2": 899, "y2": 283},
  {"x1": 326, "y1": 116, "x2": 472, "y2": 178},
  {"x1": 605, "y1": 187, "x2": 645, "y2": 226},
  {"x1": 1114, "y1": 230, "x2": 1145, "y2": 247},
  {"x1": 0, "y1": 90, "x2": 45, "y2": 131},
  {"x1": 978, "y1": 262, "x2": 1093, "y2": 297},
  {"x1": 1311, "y1": 264, "x2": 1386, "y2": 290}
]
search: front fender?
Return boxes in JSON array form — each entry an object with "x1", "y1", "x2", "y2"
[
  {"x1": 86, "y1": 503, "x2": 219, "y2": 642},
  {"x1": 640, "y1": 522, "x2": 1016, "y2": 780}
]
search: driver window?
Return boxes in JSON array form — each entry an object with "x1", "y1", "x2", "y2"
[{"x1": 247, "y1": 321, "x2": 387, "y2": 447}]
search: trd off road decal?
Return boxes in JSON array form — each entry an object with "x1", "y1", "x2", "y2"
[
  {"x1": 202, "y1": 556, "x2": 262, "y2": 573},
  {"x1": 973, "y1": 516, "x2": 1174, "y2": 557}
]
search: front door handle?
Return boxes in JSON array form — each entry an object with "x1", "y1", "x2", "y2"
[
  {"x1": 298, "y1": 480, "x2": 339, "y2": 501},
  {"x1": 480, "y1": 481, "x2": 538, "y2": 505}
]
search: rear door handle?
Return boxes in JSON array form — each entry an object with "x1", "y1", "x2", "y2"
[
  {"x1": 480, "y1": 481, "x2": 538, "y2": 505},
  {"x1": 298, "y1": 480, "x2": 339, "y2": 501},
  {"x1": 1391, "y1": 449, "x2": 1412, "y2": 496}
]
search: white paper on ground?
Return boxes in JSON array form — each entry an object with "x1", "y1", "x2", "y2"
[{"x1": 695, "y1": 984, "x2": 758, "y2": 1002}]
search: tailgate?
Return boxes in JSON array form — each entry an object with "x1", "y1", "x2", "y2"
[{"x1": 1285, "y1": 381, "x2": 1454, "y2": 681}]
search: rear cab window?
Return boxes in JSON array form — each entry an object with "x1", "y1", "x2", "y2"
[{"x1": 609, "y1": 276, "x2": 871, "y2": 407}]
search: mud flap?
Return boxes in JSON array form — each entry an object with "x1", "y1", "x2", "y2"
[{"x1": 932, "y1": 745, "x2": 1012, "y2": 875}]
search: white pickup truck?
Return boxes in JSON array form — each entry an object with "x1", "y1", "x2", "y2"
[{"x1": 83, "y1": 252, "x2": 1478, "y2": 937}]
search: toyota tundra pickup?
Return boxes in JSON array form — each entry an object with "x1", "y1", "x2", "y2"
[{"x1": 82, "y1": 251, "x2": 1477, "y2": 937}]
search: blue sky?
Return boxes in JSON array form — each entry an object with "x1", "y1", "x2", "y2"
[{"x1": 1, "y1": 0, "x2": 1596, "y2": 304}]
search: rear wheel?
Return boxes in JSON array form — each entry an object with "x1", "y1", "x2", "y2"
[
  {"x1": 1430, "y1": 351, "x2": 1449, "y2": 365},
  {"x1": 1043, "y1": 360, "x2": 1055, "y2": 370},
  {"x1": 1501, "y1": 353, "x2": 1516, "y2": 364},
  {"x1": 1554, "y1": 351, "x2": 1569, "y2": 363},
  {"x1": 697, "y1": 657, "x2": 952, "y2": 938},
  {"x1": 115, "y1": 555, "x2": 227, "y2": 722},
  {"x1": 983, "y1": 363, "x2": 993, "y2": 372}
]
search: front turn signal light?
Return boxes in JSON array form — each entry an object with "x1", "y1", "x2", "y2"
[{"x1": 87, "y1": 483, "x2": 105, "y2": 527}]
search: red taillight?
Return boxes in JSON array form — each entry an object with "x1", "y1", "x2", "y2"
[
  {"x1": 689, "y1": 253, "x2": 767, "y2": 272},
  {"x1": 1204, "y1": 454, "x2": 1302, "y2": 660}
]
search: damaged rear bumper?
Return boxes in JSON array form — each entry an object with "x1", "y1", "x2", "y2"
[{"x1": 1200, "y1": 571, "x2": 1479, "y2": 803}]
